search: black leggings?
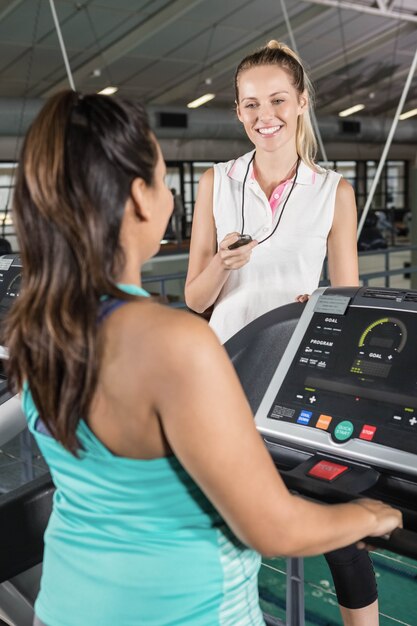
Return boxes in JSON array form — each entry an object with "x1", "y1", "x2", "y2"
[{"x1": 325, "y1": 544, "x2": 377, "y2": 610}]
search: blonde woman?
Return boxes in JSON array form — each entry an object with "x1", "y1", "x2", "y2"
[{"x1": 186, "y1": 41, "x2": 379, "y2": 626}]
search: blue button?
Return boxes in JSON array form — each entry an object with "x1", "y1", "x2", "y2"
[{"x1": 297, "y1": 410, "x2": 313, "y2": 425}]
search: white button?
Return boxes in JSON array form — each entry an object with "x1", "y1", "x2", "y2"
[
  {"x1": 274, "y1": 193, "x2": 279, "y2": 199},
  {"x1": 263, "y1": 227, "x2": 268, "y2": 232}
]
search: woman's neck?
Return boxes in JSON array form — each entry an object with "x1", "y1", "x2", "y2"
[
  {"x1": 117, "y1": 256, "x2": 143, "y2": 287},
  {"x1": 253, "y1": 148, "x2": 299, "y2": 197}
]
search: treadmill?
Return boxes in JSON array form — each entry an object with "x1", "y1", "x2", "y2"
[
  {"x1": 1, "y1": 269, "x2": 417, "y2": 624},
  {"x1": 0, "y1": 255, "x2": 53, "y2": 626},
  {"x1": 225, "y1": 285, "x2": 417, "y2": 626},
  {"x1": 0, "y1": 256, "x2": 27, "y2": 447}
]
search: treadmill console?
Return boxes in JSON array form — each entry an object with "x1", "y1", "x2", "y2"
[
  {"x1": 0, "y1": 254, "x2": 22, "y2": 324},
  {"x1": 255, "y1": 286, "x2": 417, "y2": 477},
  {"x1": 0, "y1": 254, "x2": 26, "y2": 445}
]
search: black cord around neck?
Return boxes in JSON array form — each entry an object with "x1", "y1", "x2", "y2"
[
  {"x1": 240, "y1": 152, "x2": 255, "y2": 236},
  {"x1": 240, "y1": 153, "x2": 300, "y2": 245}
]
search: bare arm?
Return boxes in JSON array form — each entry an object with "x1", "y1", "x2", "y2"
[
  {"x1": 185, "y1": 168, "x2": 257, "y2": 313},
  {"x1": 327, "y1": 178, "x2": 359, "y2": 287},
  {"x1": 149, "y1": 312, "x2": 401, "y2": 558}
]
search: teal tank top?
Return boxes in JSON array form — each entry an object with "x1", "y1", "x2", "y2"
[{"x1": 24, "y1": 284, "x2": 263, "y2": 626}]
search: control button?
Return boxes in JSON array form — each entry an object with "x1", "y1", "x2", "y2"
[
  {"x1": 308, "y1": 460, "x2": 349, "y2": 482},
  {"x1": 359, "y1": 425, "x2": 376, "y2": 441},
  {"x1": 391, "y1": 414, "x2": 403, "y2": 425},
  {"x1": 308, "y1": 395, "x2": 317, "y2": 404},
  {"x1": 334, "y1": 420, "x2": 354, "y2": 441},
  {"x1": 316, "y1": 414, "x2": 332, "y2": 430},
  {"x1": 409, "y1": 417, "x2": 417, "y2": 427},
  {"x1": 297, "y1": 410, "x2": 313, "y2": 425}
]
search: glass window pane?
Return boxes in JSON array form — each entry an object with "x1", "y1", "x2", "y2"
[
  {"x1": 393, "y1": 193, "x2": 405, "y2": 209},
  {"x1": 165, "y1": 167, "x2": 181, "y2": 194},
  {"x1": 387, "y1": 162, "x2": 405, "y2": 179}
]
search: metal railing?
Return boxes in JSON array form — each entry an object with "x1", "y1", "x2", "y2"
[
  {"x1": 144, "y1": 245, "x2": 417, "y2": 307},
  {"x1": 322, "y1": 244, "x2": 417, "y2": 288},
  {"x1": 142, "y1": 272, "x2": 188, "y2": 308}
]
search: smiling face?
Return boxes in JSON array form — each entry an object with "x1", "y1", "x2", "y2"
[{"x1": 236, "y1": 64, "x2": 307, "y2": 155}]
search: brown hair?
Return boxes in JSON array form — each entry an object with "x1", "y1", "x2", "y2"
[
  {"x1": 234, "y1": 40, "x2": 318, "y2": 169},
  {"x1": 4, "y1": 90, "x2": 157, "y2": 453}
]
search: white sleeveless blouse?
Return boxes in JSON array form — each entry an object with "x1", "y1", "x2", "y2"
[{"x1": 209, "y1": 150, "x2": 342, "y2": 344}]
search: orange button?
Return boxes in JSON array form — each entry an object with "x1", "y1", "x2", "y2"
[
  {"x1": 316, "y1": 414, "x2": 332, "y2": 430},
  {"x1": 359, "y1": 425, "x2": 376, "y2": 441},
  {"x1": 308, "y1": 460, "x2": 349, "y2": 482}
]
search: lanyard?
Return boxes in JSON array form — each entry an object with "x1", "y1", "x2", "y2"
[{"x1": 240, "y1": 153, "x2": 300, "y2": 245}]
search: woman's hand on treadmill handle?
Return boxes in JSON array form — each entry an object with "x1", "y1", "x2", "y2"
[{"x1": 354, "y1": 498, "x2": 402, "y2": 542}]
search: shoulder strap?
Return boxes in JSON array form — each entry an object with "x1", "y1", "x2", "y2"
[{"x1": 97, "y1": 298, "x2": 129, "y2": 324}]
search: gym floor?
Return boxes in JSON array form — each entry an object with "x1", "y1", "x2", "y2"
[{"x1": 259, "y1": 551, "x2": 416, "y2": 625}]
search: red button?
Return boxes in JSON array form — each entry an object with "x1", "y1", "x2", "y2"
[
  {"x1": 308, "y1": 460, "x2": 349, "y2": 482},
  {"x1": 359, "y1": 425, "x2": 376, "y2": 441}
]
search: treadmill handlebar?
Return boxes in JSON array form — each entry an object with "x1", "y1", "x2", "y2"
[
  {"x1": 277, "y1": 453, "x2": 381, "y2": 504},
  {"x1": 364, "y1": 528, "x2": 417, "y2": 560},
  {"x1": 278, "y1": 458, "x2": 417, "y2": 559}
]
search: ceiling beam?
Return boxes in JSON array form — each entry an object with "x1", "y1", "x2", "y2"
[
  {"x1": 0, "y1": 0, "x2": 25, "y2": 24},
  {"x1": 41, "y1": 0, "x2": 206, "y2": 97},
  {"x1": 302, "y1": 0, "x2": 417, "y2": 24},
  {"x1": 310, "y1": 21, "x2": 415, "y2": 82},
  {"x1": 149, "y1": 4, "x2": 330, "y2": 105},
  {"x1": 375, "y1": 0, "x2": 387, "y2": 11},
  {"x1": 318, "y1": 64, "x2": 411, "y2": 114}
]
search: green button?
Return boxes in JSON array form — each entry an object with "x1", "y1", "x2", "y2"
[{"x1": 334, "y1": 420, "x2": 354, "y2": 441}]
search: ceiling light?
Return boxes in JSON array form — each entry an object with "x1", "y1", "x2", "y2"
[
  {"x1": 98, "y1": 86, "x2": 118, "y2": 96},
  {"x1": 338, "y1": 104, "x2": 365, "y2": 117},
  {"x1": 399, "y1": 108, "x2": 417, "y2": 121},
  {"x1": 187, "y1": 93, "x2": 215, "y2": 109}
]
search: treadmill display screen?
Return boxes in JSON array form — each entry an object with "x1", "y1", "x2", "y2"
[
  {"x1": 267, "y1": 306, "x2": 417, "y2": 454},
  {"x1": 0, "y1": 266, "x2": 21, "y2": 322}
]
